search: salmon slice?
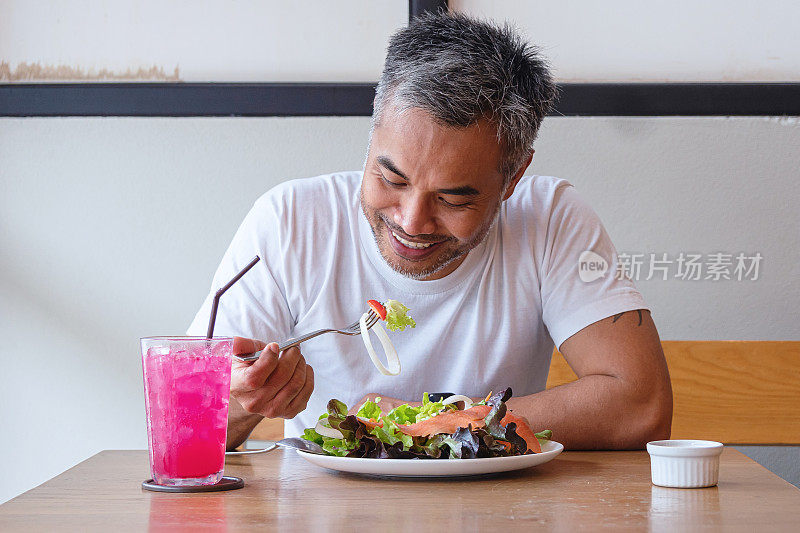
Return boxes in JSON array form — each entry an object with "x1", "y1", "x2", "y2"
[
  {"x1": 352, "y1": 417, "x2": 383, "y2": 430},
  {"x1": 502, "y1": 412, "x2": 541, "y2": 454},
  {"x1": 397, "y1": 405, "x2": 490, "y2": 436},
  {"x1": 397, "y1": 405, "x2": 542, "y2": 454}
]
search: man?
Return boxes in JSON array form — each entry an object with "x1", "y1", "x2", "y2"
[{"x1": 188, "y1": 12, "x2": 672, "y2": 451}]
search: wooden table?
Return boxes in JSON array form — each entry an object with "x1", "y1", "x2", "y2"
[{"x1": 2, "y1": 448, "x2": 799, "y2": 531}]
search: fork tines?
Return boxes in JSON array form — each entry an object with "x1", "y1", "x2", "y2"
[{"x1": 349, "y1": 309, "x2": 379, "y2": 332}]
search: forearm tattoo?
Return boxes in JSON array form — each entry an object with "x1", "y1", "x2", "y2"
[{"x1": 612, "y1": 310, "x2": 643, "y2": 326}]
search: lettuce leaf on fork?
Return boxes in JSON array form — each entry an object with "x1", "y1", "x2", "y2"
[{"x1": 384, "y1": 299, "x2": 416, "y2": 332}]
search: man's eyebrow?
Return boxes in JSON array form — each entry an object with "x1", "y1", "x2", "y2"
[
  {"x1": 377, "y1": 156, "x2": 408, "y2": 180},
  {"x1": 377, "y1": 155, "x2": 481, "y2": 197},
  {"x1": 438, "y1": 185, "x2": 480, "y2": 196}
]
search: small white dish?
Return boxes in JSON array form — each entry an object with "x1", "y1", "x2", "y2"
[
  {"x1": 225, "y1": 442, "x2": 277, "y2": 455},
  {"x1": 646, "y1": 440, "x2": 723, "y2": 488}
]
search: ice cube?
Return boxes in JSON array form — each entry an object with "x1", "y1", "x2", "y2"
[
  {"x1": 211, "y1": 396, "x2": 228, "y2": 411},
  {"x1": 210, "y1": 339, "x2": 233, "y2": 358},
  {"x1": 176, "y1": 425, "x2": 194, "y2": 441},
  {"x1": 199, "y1": 389, "x2": 213, "y2": 409},
  {"x1": 175, "y1": 373, "x2": 204, "y2": 394}
]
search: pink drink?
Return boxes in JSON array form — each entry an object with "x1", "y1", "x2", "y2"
[{"x1": 141, "y1": 337, "x2": 233, "y2": 485}]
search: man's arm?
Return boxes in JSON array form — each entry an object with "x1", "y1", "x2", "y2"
[
  {"x1": 226, "y1": 396, "x2": 265, "y2": 450},
  {"x1": 506, "y1": 309, "x2": 672, "y2": 449}
]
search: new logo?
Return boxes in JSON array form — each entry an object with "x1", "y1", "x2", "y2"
[{"x1": 578, "y1": 250, "x2": 608, "y2": 282}]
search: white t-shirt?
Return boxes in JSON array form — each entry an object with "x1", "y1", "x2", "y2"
[{"x1": 187, "y1": 171, "x2": 647, "y2": 437}]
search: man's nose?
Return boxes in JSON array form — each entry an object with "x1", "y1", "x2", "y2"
[{"x1": 394, "y1": 194, "x2": 436, "y2": 236}]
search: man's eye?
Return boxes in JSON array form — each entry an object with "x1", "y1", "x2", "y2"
[
  {"x1": 380, "y1": 174, "x2": 405, "y2": 188},
  {"x1": 440, "y1": 197, "x2": 470, "y2": 208}
]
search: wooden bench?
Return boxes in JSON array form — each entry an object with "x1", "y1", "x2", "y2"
[
  {"x1": 248, "y1": 341, "x2": 800, "y2": 445},
  {"x1": 249, "y1": 412, "x2": 286, "y2": 442},
  {"x1": 549, "y1": 341, "x2": 800, "y2": 444}
]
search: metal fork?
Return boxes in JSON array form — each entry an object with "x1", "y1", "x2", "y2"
[{"x1": 234, "y1": 309, "x2": 379, "y2": 362}]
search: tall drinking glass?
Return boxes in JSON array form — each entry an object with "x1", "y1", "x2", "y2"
[{"x1": 141, "y1": 336, "x2": 233, "y2": 486}]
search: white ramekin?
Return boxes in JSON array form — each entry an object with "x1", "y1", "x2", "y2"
[{"x1": 646, "y1": 440, "x2": 724, "y2": 488}]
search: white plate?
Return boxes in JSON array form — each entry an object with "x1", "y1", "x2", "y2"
[{"x1": 296, "y1": 440, "x2": 563, "y2": 477}]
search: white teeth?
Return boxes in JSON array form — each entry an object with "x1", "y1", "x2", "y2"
[{"x1": 392, "y1": 230, "x2": 435, "y2": 249}]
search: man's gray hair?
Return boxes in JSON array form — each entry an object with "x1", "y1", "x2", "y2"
[{"x1": 372, "y1": 11, "x2": 558, "y2": 182}]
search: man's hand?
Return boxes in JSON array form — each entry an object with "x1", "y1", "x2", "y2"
[
  {"x1": 348, "y1": 394, "x2": 420, "y2": 415},
  {"x1": 231, "y1": 337, "x2": 314, "y2": 419},
  {"x1": 225, "y1": 337, "x2": 314, "y2": 450}
]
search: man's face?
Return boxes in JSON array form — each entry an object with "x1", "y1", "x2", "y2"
[{"x1": 361, "y1": 106, "x2": 521, "y2": 281}]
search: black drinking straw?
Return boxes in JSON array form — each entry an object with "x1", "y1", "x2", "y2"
[{"x1": 206, "y1": 255, "x2": 261, "y2": 338}]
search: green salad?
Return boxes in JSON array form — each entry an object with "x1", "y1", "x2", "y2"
[{"x1": 301, "y1": 388, "x2": 552, "y2": 459}]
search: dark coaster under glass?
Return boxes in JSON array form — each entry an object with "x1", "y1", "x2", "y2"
[{"x1": 142, "y1": 476, "x2": 244, "y2": 493}]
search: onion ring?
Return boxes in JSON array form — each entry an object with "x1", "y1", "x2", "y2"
[
  {"x1": 314, "y1": 419, "x2": 344, "y2": 439},
  {"x1": 441, "y1": 394, "x2": 474, "y2": 410},
  {"x1": 359, "y1": 312, "x2": 401, "y2": 376}
]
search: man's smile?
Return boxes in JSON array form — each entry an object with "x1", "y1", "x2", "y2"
[
  {"x1": 391, "y1": 230, "x2": 436, "y2": 249},
  {"x1": 386, "y1": 223, "x2": 448, "y2": 261}
]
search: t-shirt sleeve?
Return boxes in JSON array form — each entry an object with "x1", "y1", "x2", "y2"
[
  {"x1": 539, "y1": 183, "x2": 648, "y2": 349},
  {"x1": 186, "y1": 193, "x2": 294, "y2": 343}
]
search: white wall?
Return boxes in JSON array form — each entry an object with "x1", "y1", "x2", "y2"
[
  {"x1": 4, "y1": 0, "x2": 800, "y2": 82},
  {"x1": 453, "y1": 0, "x2": 800, "y2": 81},
  {"x1": 532, "y1": 116, "x2": 800, "y2": 340},
  {"x1": 1, "y1": 0, "x2": 406, "y2": 81}
]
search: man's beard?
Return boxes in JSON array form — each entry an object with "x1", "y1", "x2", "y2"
[{"x1": 360, "y1": 188, "x2": 499, "y2": 280}]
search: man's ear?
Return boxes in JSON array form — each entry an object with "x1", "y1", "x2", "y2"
[{"x1": 502, "y1": 150, "x2": 534, "y2": 201}]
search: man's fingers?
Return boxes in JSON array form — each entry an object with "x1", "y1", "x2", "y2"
[
  {"x1": 270, "y1": 358, "x2": 308, "y2": 416},
  {"x1": 239, "y1": 343, "x2": 279, "y2": 391},
  {"x1": 285, "y1": 365, "x2": 314, "y2": 417},
  {"x1": 232, "y1": 336, "x2": 267, "y2": 355},
  {"x1": 249, "y1": 342, "x2": 280, "y2": 373},
  {"x1": 243, "y1": 356, "x2": 308, "y2": 418},
  {"x1": 244, "y1": 346, "x2": 302, "y2": 408}
]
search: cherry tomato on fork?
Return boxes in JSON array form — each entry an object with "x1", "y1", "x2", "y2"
[{"x1": 367, "y1": 300, "x2": 387, "y2": 321}]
